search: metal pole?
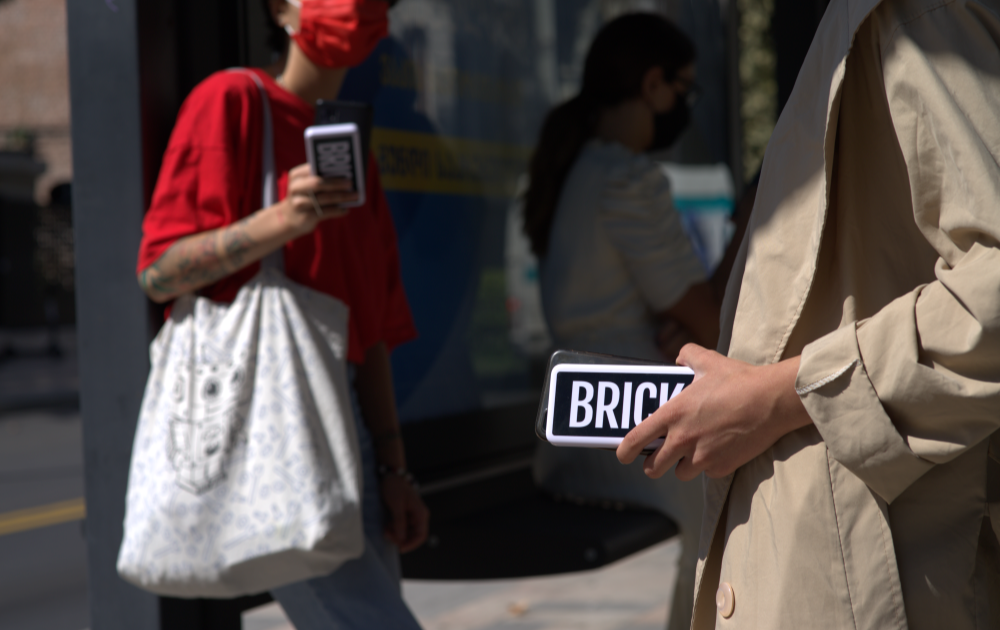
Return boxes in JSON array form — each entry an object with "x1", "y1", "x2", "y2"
[{"x1": 66, "y1": 0, "x2": 159, "y2": 627}]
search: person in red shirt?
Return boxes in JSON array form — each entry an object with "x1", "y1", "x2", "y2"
[{"x1": 136, "y1": 1, "x2": 427, "y2": 626}]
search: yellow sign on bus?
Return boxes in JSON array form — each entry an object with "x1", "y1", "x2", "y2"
[{"x1": 372, "y1": 127, "x2": 532, "y2": 198}]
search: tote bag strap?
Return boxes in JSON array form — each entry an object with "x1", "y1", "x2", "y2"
[{"x1": 229, "y1": 68, "x2": 282, "y2": 271}]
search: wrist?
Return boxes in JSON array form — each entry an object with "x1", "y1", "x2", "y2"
[
  {"x1": 770, "y1": 357, "x2": 811, "y2": 432},
  {"x1": 375, "y1": 446, "x2": 405, "y2": 467},
  {"x1": 263, "y1": 200, "x2": 310, "y2": 240},
  {"x1": 377, "y1": 464, "x2": 418, "y2": 488}
]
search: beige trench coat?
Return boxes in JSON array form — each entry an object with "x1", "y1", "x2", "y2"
[{"x1": 695, "y1": 0, "x2": 1000, "y2": 628}]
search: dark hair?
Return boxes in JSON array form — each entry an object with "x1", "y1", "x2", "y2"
[
  {"x1": 522, "y1": 13, "x2": 695, "y2": 258},
  {"x1": 262, "y1": 0, "x2": 289, "y2": 54}
]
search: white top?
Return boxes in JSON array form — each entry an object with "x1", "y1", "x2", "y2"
[{"x1": 540, "y1": 140, "x2": 705, "y2": 362}]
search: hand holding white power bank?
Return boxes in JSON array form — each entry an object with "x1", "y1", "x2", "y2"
[{"x1": 305, "y1": 123, "x2": 366, "y2": 208}]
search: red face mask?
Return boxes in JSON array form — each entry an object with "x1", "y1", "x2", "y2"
[{"x1": 287, "y1": 0, "x2": 388, "y2": 69}]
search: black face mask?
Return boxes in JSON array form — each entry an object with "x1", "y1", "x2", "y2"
[{"x1": 648, "y1": 97, "x2": 690, "y2": 152}]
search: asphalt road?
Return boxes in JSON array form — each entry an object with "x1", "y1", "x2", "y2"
[{"x1": 0, "y1": 409, "x2": 89, "y2": 630}]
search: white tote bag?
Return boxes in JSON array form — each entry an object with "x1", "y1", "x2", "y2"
[{"x1": 117, "y1": 70, "x2": 364, "y2": 598}]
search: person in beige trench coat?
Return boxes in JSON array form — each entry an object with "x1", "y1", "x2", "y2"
[{"x1": 617, "y1": 0, "x2": 1000, "y2": 628}]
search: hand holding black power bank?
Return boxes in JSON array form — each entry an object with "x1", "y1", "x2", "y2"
[{"x1": 535, "y1": 350, "x2": 694, "y2": 454}]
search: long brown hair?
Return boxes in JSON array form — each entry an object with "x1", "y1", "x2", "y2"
[{"x1": 523, "y1": 13, "x2": 695, "y2": 258}]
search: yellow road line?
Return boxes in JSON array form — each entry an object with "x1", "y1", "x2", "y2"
[{"x1": 0, "y1": 498, "x2": 86, "y2": 537}]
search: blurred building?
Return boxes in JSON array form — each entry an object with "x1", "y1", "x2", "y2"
[
  {"x1": 0, "y1": 0, "x2": 72, "y2": 205},
  {"x1": 0, "y1": 0, "x2": 74, "y2": 330}
]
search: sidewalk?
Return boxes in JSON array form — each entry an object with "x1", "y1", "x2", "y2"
[
  {"x1": 244, "y1": 539, "x2": 681, "y2": 630},
  {"x1": 0, "y1": 326, "x2": 78, "y2": 413}
]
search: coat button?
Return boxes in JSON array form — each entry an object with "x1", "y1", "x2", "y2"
[{"x1": 716, "y1": 582, "x2": 735, "y2": 618}]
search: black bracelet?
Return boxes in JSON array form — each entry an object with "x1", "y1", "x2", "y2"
[{"x1": 377, "y1": 464, "x2": 418, "y2": 488}]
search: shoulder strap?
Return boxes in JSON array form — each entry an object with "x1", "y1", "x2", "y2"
[{"x1": 228, "y1": 68, "x2": 282, "y2": 271}]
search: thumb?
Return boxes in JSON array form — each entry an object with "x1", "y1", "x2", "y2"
[{"x1": 675, "y1": 343, "x2": 716, "y2": 379}]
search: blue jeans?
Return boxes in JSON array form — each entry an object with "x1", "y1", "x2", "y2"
[{"x1": 271, "y1": 367, "x2": 422, "y2": 629}]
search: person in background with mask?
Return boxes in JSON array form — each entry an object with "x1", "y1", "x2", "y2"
[
  {"x1": 523, "y1": 14, "x2": 724, "y2": 630},
  {"x1": 135, "y1": 1, "x2": 428, "y2": 627}
]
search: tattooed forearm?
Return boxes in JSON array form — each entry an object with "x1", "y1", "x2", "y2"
[
  {"x1": 138, "y1": 216, "x2": 262, "y2": 302},
  {"x1": 222, "y1": 217, "x2": 256, "y2": 268},
  {"x1": 139, "y1": 259, "x2": 175, "y2": 297}
]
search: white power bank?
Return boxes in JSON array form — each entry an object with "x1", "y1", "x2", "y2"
[{"x1": 304, "y1": 123, "x2": 366, "y2": 208}]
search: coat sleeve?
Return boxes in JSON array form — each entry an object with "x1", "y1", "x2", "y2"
[{"x1": 795, "y1": 1, "x2": 1000, "y2": 504}]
